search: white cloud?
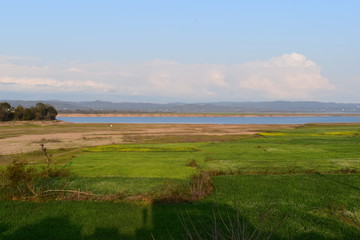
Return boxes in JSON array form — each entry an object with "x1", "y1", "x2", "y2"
[
  {"x1": 266, "y1": 53, "x2": 316, "y2": 67},
  {"x1": 0, "y1": 77, "x2": 112, "y2": 92},
  {"x1": 0, "y1": 54, "x2": 37, "y2": 63},
  {"x1": 238, "y1": 53, "x2": 335, "y2": 99},
  {"x1": 64, "y1": 68, "x2": 85, "y2": 73},
  {"x1": 0, "y1": 53, "x2": 336, "y2": 101}
]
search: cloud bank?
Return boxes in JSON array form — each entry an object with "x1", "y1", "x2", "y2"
[{"x1": 0, "y1": 53, "x2": 335, "y2": 102}]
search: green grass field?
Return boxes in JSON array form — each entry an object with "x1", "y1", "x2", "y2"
[
  {"x1": 208, "y1": 174, "x2": 360, "y2": 239},
  {"x1": 1, "y1": 124, "x2": 360, "y2": 239},
  {"x1": 1, "y1": 175, "x2": 359, "y2": 239}
]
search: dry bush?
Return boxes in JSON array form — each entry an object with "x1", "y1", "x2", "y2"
[
  {"x1": 152, "y1": 180, "x2": 189, "y2": 203},
  {"x1": 0, "y1": 161, "x2": 38, "y2": 198},
  {"x1": 153, "y1": 171, "x2": 213, "y2": 203},
  {"x1": 187, "y1": 159, "x2": 199, "y2": 168},
  {"x1": 0, "y1": 160, "x2": 71, "y2": 200},
  {"x1": 188, "y1": 171, "x2": 213, "y2": 201}
]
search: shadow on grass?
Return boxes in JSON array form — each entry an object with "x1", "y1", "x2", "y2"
[
  {"x1": 3, "y1": 201, "x2": 359, "y2": 240},
  {"x1": 2, "y1": 217, "x2": 82, "y2": 240},
  {"x1": 1, "y1": 202, "x2": 281, "y2": 240},
  {"x1": 0, "y1": 223, "x2": 8, "y2": 239},
  {"x1": 136, "y1": 203, "x2": 282, "y2": 240},
  {"x1": 0, "y1": 216, "x2": 131, "y2": 240}
]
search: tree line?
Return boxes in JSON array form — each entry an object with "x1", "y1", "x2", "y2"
[{"x1": 0, "y1": 102, "x2": 58, "y2": 121}]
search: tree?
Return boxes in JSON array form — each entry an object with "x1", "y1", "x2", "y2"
[
  {"x1": 33, "y1": 103, "x2": 58, "y2": 120},
  {"x1": 14, "y1": 105, "x2": 25, "y2": 120},
  {"x1": 23, "y1": 108, "x2": 35, "y2": 120},
  {"x1": 0, "y1": 102, "x2": 57, "y2": 121},
  {"x1": 34, "y1": 103, "x2": 47, "y2": 120},
  {"x1": 0, "y1": 102, "x2": 13, "y2": 121},
  {"x1": 46, "y1": 105, "x2": 58, "y2": 120}
]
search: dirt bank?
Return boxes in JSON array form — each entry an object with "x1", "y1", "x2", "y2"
[{"x1": 57, "y1": 113, "x2": 360, "y2": 117}]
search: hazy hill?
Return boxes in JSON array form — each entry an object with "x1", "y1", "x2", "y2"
[{"x1": 2, "y1": 100, "x2": 360, "y2": 113}]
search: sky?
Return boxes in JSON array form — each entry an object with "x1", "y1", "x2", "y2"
[{"x1": 0, "y1": 0, "x2": 359, "y2": 103}]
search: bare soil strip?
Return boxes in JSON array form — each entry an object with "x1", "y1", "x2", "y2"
[
  {"x1": 58, "y1": 113, "x2": 360, "y2": 117},
  {"x1": 0, "y1": 121, "x2": 300, "y2": 155}
]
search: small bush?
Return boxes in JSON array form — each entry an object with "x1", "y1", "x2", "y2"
[
  {"x1": 0, "y1": 161, "x2": 38, "y2": 198},
  {"x1": 152, "y1": 180, "x2": 189, "y2": 203},
  {"x1": 188, "y1": 171, "x2": 213, "y2": 201},
  {"x1": 187, "y1": 159, "x2": 199, "y2": 168},
  {"x1": 0, "y1": 160, "x2": 71, "y2": 200},
  {"x1": 153, "y1": 171, "x2": 213, "y2": 203}
]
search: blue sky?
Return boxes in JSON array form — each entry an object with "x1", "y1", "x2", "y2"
[{"x1": 0, "y1": 0, "x2": 359, "y2": 103}]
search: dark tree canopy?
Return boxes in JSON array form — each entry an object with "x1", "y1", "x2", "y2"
[
  {"x1": 0, "y1": 102, "x2": 13, "y2": 121},
  {"x1": 0, "y1": 102, "x2": 58, "y2": 121}
]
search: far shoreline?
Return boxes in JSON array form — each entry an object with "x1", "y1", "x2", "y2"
[{"x1": 57, "y1": 112, "x2": 360, "y2": 118}]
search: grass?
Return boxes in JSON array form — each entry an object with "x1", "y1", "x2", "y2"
[
  {"x1": 70, "y1": 151, "x2": 199, "y2": 179},
  {"x1": 0, "y1": 122, "x2": 145, "y2": 140},
  {"x1": 1, "y1": 123, "x2": 360, "y2": 239},
  {"x1": 67, "y1": 176, "x2": 185, "y2": 195},
  {"x1": 68, "y1": 124, "x2": 360, "y2": 181},
  {"x1": 1, "y1": 174, "x2": 359, "y2": 239},
  {"x1": 82, "y1": 144, "x2": 199, "y2": 152},
  {"x1": 0, "y1": 148, "x2": 82, "y2": 166},
  {"x1": 0, "y1": 200, "x2": 152, "y2": 239},
  {"x1": 199, "y1": 127, "x2": 360, "y2": 174},
  {"x1": 122, "y1": 134, "x2": 246, "y2": 144},
  {"x1": 207, "y1": 174, "x2": 360, "y2": 239}
]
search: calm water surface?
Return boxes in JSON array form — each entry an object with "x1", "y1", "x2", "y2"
[{"x1": 58, "y1": 116, "x2": 360, "y2": 124}]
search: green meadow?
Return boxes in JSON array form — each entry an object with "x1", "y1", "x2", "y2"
[{"x1": 1, "y1": 124, "x2": 360, "y2": 239}]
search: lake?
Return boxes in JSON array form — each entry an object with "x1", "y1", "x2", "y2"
[{"x1": 57, "y1": 116, "x2": 360, "y2": 124}]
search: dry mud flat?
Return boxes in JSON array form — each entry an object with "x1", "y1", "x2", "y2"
[
  {"x1": 0, "y1": 121, "x2": 301, "y2": 155},
  {"x1": 58, "y1": 113, "x2": 360, "y2": 117}
]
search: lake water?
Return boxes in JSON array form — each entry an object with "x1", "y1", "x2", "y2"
[{"x1": 58, "y1": 116, "x2": 360, "y2": 124}]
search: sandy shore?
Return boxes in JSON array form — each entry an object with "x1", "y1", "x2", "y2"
[{"x1": 57, "y1": 113, "x2": 360, "y2": 117}]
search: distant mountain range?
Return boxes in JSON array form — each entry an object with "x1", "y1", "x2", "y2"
[{"x1": 2, "y1": 100, "x2": 360, "y2": 113}]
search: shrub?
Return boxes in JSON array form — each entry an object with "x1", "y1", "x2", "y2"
[
  {"x1": 187, "y1": 159, "x2": 199, "y2": 168},
  {"x1": 0, "y1": 160, "x2": 71, "y2": 200},
  {"x1": 152, "y1": 180, "x2": 189, "y2": 203},
  {"x1": 188, "y1": 171, "x2": 213, "y2": 201},
  {"x1": 0, "y1": 161, "x2": 38, "y2": 198},
  {"x1": 153, "y1": 171, "x2": 213, "y2": 203}
]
